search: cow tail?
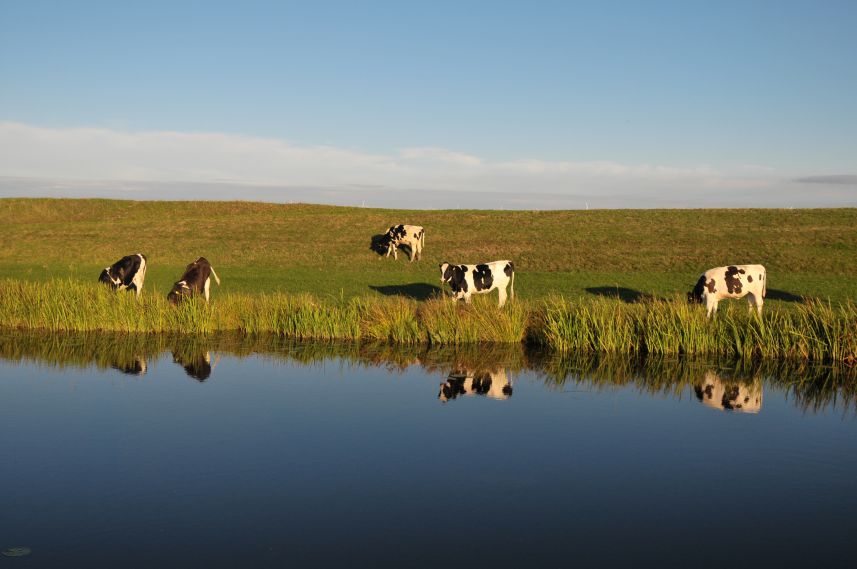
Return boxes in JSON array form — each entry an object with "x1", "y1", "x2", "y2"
[
  {"x1": 420, "y1": 229, "x2": 425, "y2": 249},
  {"x1": 763, "y1": 270, "x2": 766, "y2": 298},
  {"x1": 510, "y1": 268, "x2": 515, "y2": 300},
  {"x1": 210, "y1": 265, "x2": 221, "y2": 286}
]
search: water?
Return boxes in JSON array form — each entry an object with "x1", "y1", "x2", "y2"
[{"x1": 1, "y1": 333, "x2": 855, "y2": 568}]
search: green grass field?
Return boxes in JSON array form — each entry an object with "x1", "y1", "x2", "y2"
[{"x1": 1, "y1": 198, "x2": 855, "y2": 307}]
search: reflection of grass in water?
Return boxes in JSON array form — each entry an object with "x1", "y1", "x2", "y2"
[
  {"x1": 1, "y1": 330, "x2": 855, "y2": 414},
  {"x1": 536, "y1": 350, "x2": 857, "y2": 414}
]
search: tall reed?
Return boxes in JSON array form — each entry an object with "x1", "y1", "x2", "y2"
[{"x1": 0, "y1": 279, "x2": 855, "y2": 362}]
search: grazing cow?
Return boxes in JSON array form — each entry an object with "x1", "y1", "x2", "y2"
[
  {"x1": 688, "y1": 264, "x2": 766, "y2": 317},
  {"x1": 98, "y1": 254, "x2": 148, "y2": 298},
  {"x1": 382, "y1": 224, "x2": 425, "y2": 261},
  {"x1": 167, "y1": 257, "x2": 221, "y2": 304},
  {"x1": 440, "y1": 260, "x2": 515, "y2": 307},
  {"x1": 694, "y1": 371, "x2": 762, "y2": 413},
  {"x1": 438, "y1": 367, "x2": 513, "y2": 403}
]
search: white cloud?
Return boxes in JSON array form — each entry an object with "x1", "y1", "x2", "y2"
[{"x1": 2, "y1": 121, "x2": 852, "y2": 207}]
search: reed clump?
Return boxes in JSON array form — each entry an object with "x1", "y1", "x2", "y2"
[{"x1": 0, "y1": 279, "x2": 854, "y2": 362}]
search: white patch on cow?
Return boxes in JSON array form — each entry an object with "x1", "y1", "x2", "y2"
[{"x1": 131, "y1": 253, "x2": 147, "y2": 299}]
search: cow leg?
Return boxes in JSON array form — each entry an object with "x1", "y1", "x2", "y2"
[
  {"x1": 748, "y1": 293, "x2": 763, "y2": 316},
  {"x1": 464, "y1": 294, "x2": 472, "y2": 305},
  {"x1": 497, "y1": 287, "x2": 507, "y2": 308},
  {"x1": 706, "y1": 297, "x2": 717, "y2": 318},
  {"x1": 204, "y1": 277, "x2": 211, "y2": 302}
]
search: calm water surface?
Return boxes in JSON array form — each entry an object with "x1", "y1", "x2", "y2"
[{"x1": 1, "y1": 334, "x2": 855, "y2": 568}]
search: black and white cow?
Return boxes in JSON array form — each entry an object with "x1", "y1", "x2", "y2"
[
  {"x1": 98, "y1": 253, "x2": 148, "y2": 298},
  {"x1": 440, "y1": 260, "x2": 515, "y2": 307},
  {"x1": 694, "y1": 371, "x2": 762, "y2": 413},
  {"x1": 382, "y1": 224, "x2": 425, "y2": 262},
  {"x1": 167, "y1": 257, "x2": 221, "y2": 304},
  {"x1": 688, "y1": 264, "x2": 766, "y2": 317},
  {"x1": 438, "y1": 367, "x2": 513, "y2": 403}
]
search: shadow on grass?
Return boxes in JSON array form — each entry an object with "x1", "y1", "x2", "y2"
[
  {"x1": 585, "y1": 286, "x2": 660, "y2": 303},
  {"x1": 766, "y1": 288, "x2": 804, "y2": 302},
  {"x1": 370, "y1": 283, "x2": 443, "y2": 301}
]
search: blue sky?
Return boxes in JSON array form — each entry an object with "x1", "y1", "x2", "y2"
[{"x1": 1, "y1": 0, "x2": 855, "y2": 207}]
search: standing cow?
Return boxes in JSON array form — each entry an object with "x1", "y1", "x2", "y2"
[
  {"x1": 440, "y1": 260, "x2": 515, "y2": 307},
  {"x1": 167, "y1": 257, "x2": 221, "y2": 304},
  {"x1": 98, "y1": 253, "x2": 148, "y2": 298},
  {"x1": 688, "y1": 264, "x2": 766, "y2": 317},
  {"x1": 382, "y1": 224, "x2": 425, "y2": 262}
]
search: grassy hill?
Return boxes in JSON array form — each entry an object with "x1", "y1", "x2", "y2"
[{"x1": 1, "y1": 198, "x2": 855, "y2": 307}]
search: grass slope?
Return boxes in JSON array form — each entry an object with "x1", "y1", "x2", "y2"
[{"x1": 1, "y1": 198, "x2": 855, "y2": 307}]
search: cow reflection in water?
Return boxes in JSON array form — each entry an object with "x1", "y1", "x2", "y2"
[
  {"x1": 173, "y1": 351, "x2": 214, "y2": 382},
  {"x1": 112, "y1": 356, "x2": 147, "y2": 376},
  {"x1": 694, "y1": 371, "x2": 762, "y2": 413},
  {"x1": 439, "y1": 367, "x2": 512, "y2": 403}
]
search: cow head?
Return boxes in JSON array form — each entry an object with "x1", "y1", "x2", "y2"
[
  {"x1": 98, "y1": 267, "x2": 121, "y2": 289},
  {"x1": 440, "y1": 263, "x2": 467, "y2": 293},
  {"x1": 167, "y1": 281, "x2": 192, "y2": 304},
  {"x1": 687, "y1": 275, "x2": 706, "y2": 304},
  {"x1": 370, "y1": 233, "x2": 393, "y2": 256}
]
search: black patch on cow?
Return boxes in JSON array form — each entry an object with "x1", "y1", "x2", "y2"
[
  {"x1": 688, "y1": 275, "x2": 706, "y2": 304},
  {"x1": 722, "y1": 385, "x2": 740, "y2": 410},
  {"x1": 472, "y1": 264, "x2": 494, "y2": 292},
  {"x1": 504, "y1": 262, "x2": 514, "y2": 278},
  {"x1": 502, "y1": 384, "x2": 513, "y2": 397},
  {"x1": 439, "y1": 377, "x2": 467, "y2": 401},
  {"x1": 98, "y1": 254, "x2": 144, "y2": 291},
  {"x1": 706, "y1": 279, "x2": 716, "y2": 294},
  {"x1": 724, "y1": 266, "x2": 744, "y2": 295},
  {"x1": 442, "y1": 264, "x2": 468, "y2": 293},
  {"x1": 472, "y1": 372, "x2": 492, "y2": 394},
  {"x1": 168, "y1": 257, "x2": 213, "y2": 303},
  {"x1": 747, "y1": 275, "x2": 753, "y2": 283},
  {"x1": 387, "y1": 224, "x2": 406, "y2": 240}
]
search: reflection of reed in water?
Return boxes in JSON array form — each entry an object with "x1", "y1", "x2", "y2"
[
  {"x1": 0, "y1": 330, "x2": 159, "y2": 376},
  {"x1": 1, "y1": 330, "x2": 855, "y2": 414},
  {"x1": 694, "y1": 370, "x2": 762, "y2": 413},
  {"x1": 439, "y1": 367, "x2": 513, "y2": 403}
]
